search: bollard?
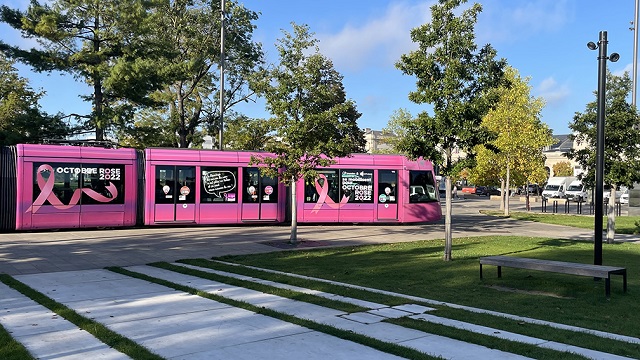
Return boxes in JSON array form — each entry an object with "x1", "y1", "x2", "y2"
[
  {"x1": 553, "y1": 200, "x2": 558, "y2": 213},
  {"x1": 564, "y1": 200, "x2": 570, "y2": 214},
  {"x1": 542, "y1": 198, "x2": 547, "y2": 213}
]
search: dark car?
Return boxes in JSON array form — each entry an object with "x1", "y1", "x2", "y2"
[
  {"x1": 486, "y1": 186, "x2": 502, "y2": 196},
  {"x1": 475, "y1": 186, "x2": 488, "y2": 196}
]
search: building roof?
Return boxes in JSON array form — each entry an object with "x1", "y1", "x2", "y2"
[{"x1": 545, "y1": 134, "x2": 573, "y2": 153}]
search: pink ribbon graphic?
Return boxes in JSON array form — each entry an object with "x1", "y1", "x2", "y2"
[
  {"x1": 28, "y1": 164, "x2": 118, "y2": 213},
  {"x1": 311, "y1": 174, "x2": 349, "y2": 213}
]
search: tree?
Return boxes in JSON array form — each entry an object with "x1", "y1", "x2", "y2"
[
  {"x1": 0, "y1": 52, "x2": 70, "y2": 145},
  {"x1": 1, "y1": 0, "x2": 167, "y2": 141},
  {"x1": 567, "y1": 70, "x2": 640, "y2": 243},
  {"x1": 473, "y1": 67, "x2": 553, "y2": 215},
  {"x1": 250, "y1": 23, "x2": 365, "y2": 244},
  {"x1": 395, "y1": 0, "x2": 506, "y2": 260},
  {"x1": 552, "y1": 161, "x2": 574, "y2": 177},
  {"x1": 122, "y1": 0, "x2": 263, "y2": 148},
  {"x1": 224, "y1": 114, "x2": 274, "y2": 150}
]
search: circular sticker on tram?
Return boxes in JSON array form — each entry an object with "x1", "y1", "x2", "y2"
[
  {"x1": 163, "y1": 185, "x2": 170, "y2": 194},
  {"x1": 378, "y1": 194, "x2": 387, "y2": 203},
  {"x1": 183, "y1": 203, "x2": 188, "y2": 208},
  {"x1": 264, "y1": 185, "x2": 273, "y2": 195},
  {"x1": 180, "y1": 186, "x2": 190, "y2": 196}
]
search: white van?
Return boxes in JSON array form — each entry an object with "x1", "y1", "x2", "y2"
[
  {"x1": 542, "y1": 176, "x2": 576, "y2": 199},
  {"x1": 565, "y1": 180, "x2": 587, "y2": 201}
]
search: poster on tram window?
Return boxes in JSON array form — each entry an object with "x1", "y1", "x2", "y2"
[
  {"x1": 340, "y1": 170, "x2": 373, "y2": 203},
  {"x1": 201, "y1": 168, "x2": 237, "y2": 202}
]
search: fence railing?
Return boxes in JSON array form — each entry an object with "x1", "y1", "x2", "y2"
[{"x1": 540, "y1": 198, "x2": 621, "y2": 216}]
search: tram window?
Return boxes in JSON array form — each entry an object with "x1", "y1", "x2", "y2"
[
  {"x1": 33, "y1": 162, "x2": 81, "y2": 206},
  {"x1": 341, "y1": 169, "x2": 373, "y2": 203},
  {"x1": 155, "y1": 167, "x2": 175, "y2": 204},
  {"x1": 201, "y1": 167, "x2": 238, "y2": 203},
  {"x1": 81, "y1": 164, "x2": 125, "y2": 205},
  {"x1": 260, "y1": 173, "x2": 278, "y2": 203},
  {"x1": 409, "y1": 170, "x2": 438, "y2": 203},
  {"x1": 378, "y1": 170, "x2": 397, "y2": 203},
  {"x1": 305, "y1": 169, "x2": 339, "y2": 203}
]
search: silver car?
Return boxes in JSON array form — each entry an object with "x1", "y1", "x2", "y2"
[{"x1": 620, "y1": 189, "x2": 629, "y2": 204}]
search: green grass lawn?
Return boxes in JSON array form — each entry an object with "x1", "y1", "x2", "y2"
[
  {"x1": 217, "y1": 236, "x2": 640, "y2": 341},
  {"x1": 483, "y1": 210, "x2": 640, "y2": 234}
]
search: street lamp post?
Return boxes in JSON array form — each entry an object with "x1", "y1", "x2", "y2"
[{"x1": 587, "y1": 31, "x2": 619, "y2": 266}]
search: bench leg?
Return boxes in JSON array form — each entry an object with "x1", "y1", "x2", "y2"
[
  {"x1": 624, "y1": 271, "x2": 627, "y2": 292},
  {"x1": 606, "y1": 276, "x2": 611, "y2": 297},
  {"x1": 480, "y1": 264, "x2": 483, "y2": 279},
  {"x1": 497, "y1": 266, "x2": 502, "y2": 278}
]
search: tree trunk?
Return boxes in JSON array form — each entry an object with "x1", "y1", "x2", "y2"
[
  {"x1": 504, "y1": 162, "x2": 510, "y2": 216},
  {"x1": 289, "y1": 176, "x2": 298, "y2": 245},
  {"x1": 500, "y1": 179, "x2": 505, "y2": 211},
  {"x1": 607, "y1": 186, "x2": 616, "y2": 244},
  {"x1": 444, "y1": 176, "x2": 453, "y2": 261}
]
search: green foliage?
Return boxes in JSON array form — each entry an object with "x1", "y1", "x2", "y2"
[
  {"x1": 128, "y1": 0, "x2": 263, "y2": 148},
  {"x1": 553, "y1": 161, "x2": 574, "y2": 177},
  {"x1": 249, "y1": 23, "x2": 365, "y2": 183},
  {"x1": 224, "y1": 114, "x2": 274, "y2": 151},
  {"x1": 0, "y1": 52, "x2": 70, "y2": 145},
  {"x1": 567, "y1": 71, "x2": 640, "y2": 189},
  {"x1": 471, "y1": 67, "x2": 553, "y2": 187},
  {"x1": 394, "y1": 0, "x2": 506, "y2": 174},
  {"x1": 0, "y1": 0, "x2": 169, "y2": 140}
]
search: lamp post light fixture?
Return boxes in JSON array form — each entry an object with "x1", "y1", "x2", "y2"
[{"x1": 587, "y1": 31, "x2": 619, "y2": 266}]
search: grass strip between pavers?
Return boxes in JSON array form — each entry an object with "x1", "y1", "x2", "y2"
[
  {"x1": 0, "y1": 322, "x2": 35, "y2": 360},
  {"x1": 433, "y1": 307, "x2": 640, "y2": 359},
  {"x1": 0, "y1": 274, "x2": 165, "y2": 360},
  {"x1": 179, "y1": 258, "x2": 411, "y2": 306},
  {"x1": 180, "y1": 259, "x2": 618, "y2": 360},
  {"x1": 199, "y1": 258, "x2": 640, "y2": 358},
  {"x1": 151, "y1": 261, "x2": 368, "y2": 313},
  {"x1": 107, "y1": 266, "x2": 442, "y2": 360}
]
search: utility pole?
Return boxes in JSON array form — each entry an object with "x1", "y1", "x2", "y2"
[
  {"x1": 218, "y1": 0, "x2": 225, "y2": 150},
  {"x1": 633, "y1": 0, "x2": 639, "y2": 107}
]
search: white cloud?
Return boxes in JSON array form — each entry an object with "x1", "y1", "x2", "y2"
[
  {"x1": 316, "y1": 1, "x2": 434, "y2": 71},
  {"x1": 536, "y1": 76, "x2": 571, "y2": 105},
  {"x1": 477, "y1": 0, "x2": 574, "y2": 44},
  {"x1": 613, "y1": 63, "x2": 634, "y2": 77}
]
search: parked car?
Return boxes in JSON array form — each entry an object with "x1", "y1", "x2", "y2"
[
  {"x1": 486, "y1": 186, "x2": 502, "y2": 196},
  {"x1": 461, "y1": 185, "x2": 477, "y2": 194},
  {"x1": 620, "y1": 189, "x2": 629, "y2": 204},
  {"x1": 516, "y1": 184, "x2": 541, "y2": 196},
  {"x1": 475, "y1": 186, "x2": 488, "y2": 196}
]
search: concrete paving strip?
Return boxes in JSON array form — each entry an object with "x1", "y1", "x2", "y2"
[
  {"x1": 13, "y1": 270, "x2": 405, "y2": 360},
  {"x1": 0, "y1": 282, "x2": 131, "y2": 360},
  {"x1": 125, "y1": 264, "x2": 530, "y2": 360},
  {"x1": 214, "y1": 260, "x2": 640, "y2": 345},
  {"x1": 410, "y1": 314, "x2": 634, "y2": 360},
  {"x1": 175, "y1": 263, "x2": 632, "y2": 360}
]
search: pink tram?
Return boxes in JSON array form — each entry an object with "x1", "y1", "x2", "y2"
[{"x1": 0, "y1": 144, "x2": 442, "y2": 231}]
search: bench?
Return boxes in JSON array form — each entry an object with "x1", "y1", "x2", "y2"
[{"x1": 480, "y1": 256, "x2": 627, "y2": 297}]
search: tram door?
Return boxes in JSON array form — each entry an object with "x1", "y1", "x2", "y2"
[
  {"x1": 377, "y1": 170, "x2": 398, "y2": 220},
  {"x1": 154, "y1": 165, "x2": 196, "y2": 222},
  {"x1": 241, "y1": 167, "x2": 279, "y2": 221}
]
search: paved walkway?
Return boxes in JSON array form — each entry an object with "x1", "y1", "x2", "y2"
[{"x1": 1, "y1": 201, "x2": 639, "y2": 359}]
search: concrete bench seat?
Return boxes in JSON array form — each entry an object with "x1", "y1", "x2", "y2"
[{"x1": 480, "y1": 255, "x2": 627, "y2": 297}]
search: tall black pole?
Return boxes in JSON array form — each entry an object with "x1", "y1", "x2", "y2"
[
  {"x1": 594, "y1": 31, "x2": 608, "y2": 266},
  {"x1": 218, "y1": 0, "x2": 225, "y2": 150}
]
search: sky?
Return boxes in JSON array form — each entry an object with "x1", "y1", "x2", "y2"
[{"x1": 2, "y1": 0, "x2": 639, "y2": 136}]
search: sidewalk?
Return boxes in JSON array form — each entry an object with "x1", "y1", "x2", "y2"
[{"x1": 1, "y1": 207, "x2": 639, "y2": 359}]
